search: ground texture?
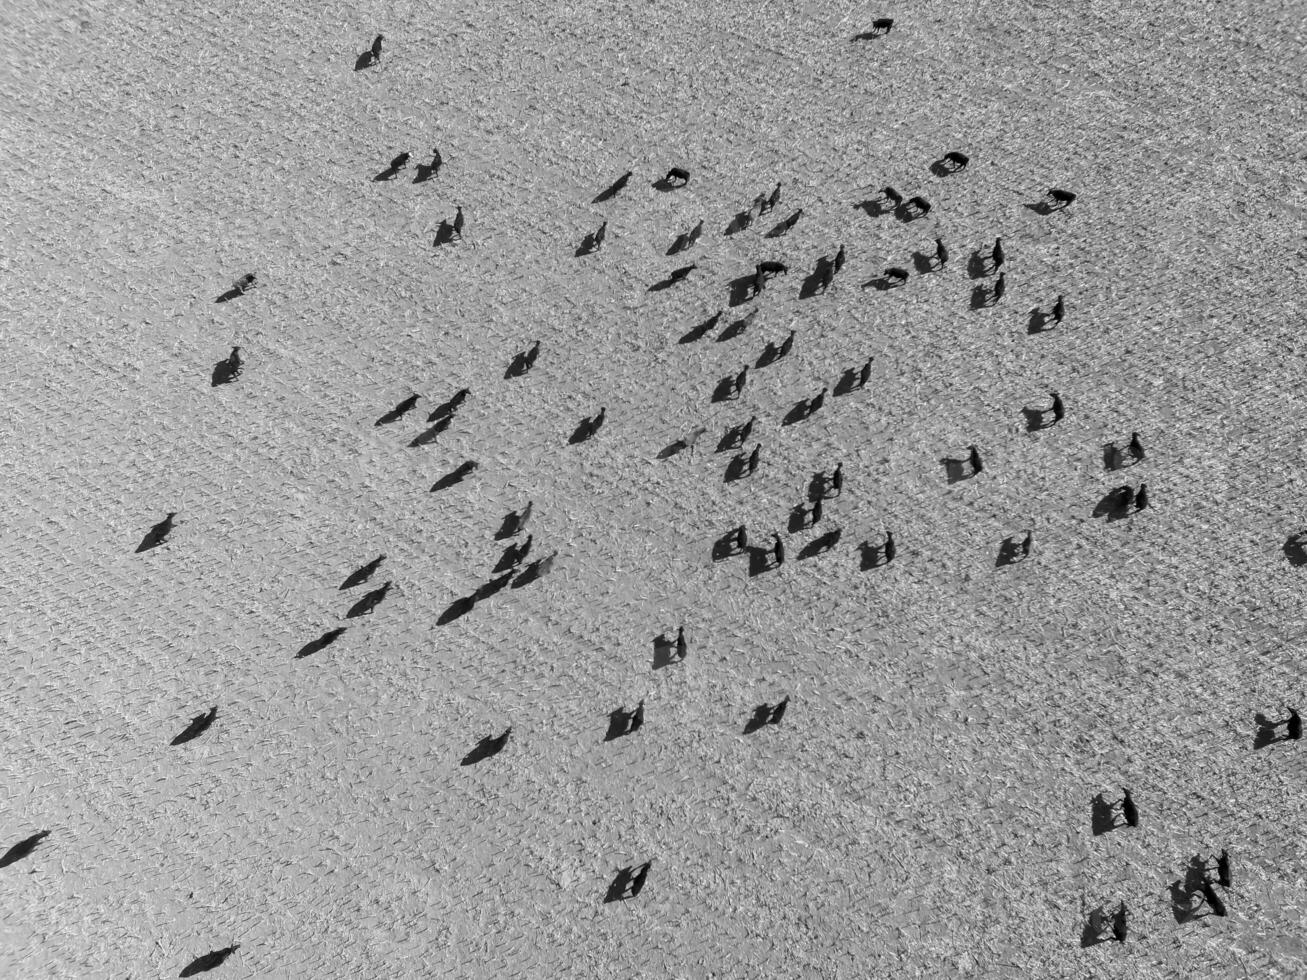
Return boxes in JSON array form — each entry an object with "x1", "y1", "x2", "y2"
[{"x1": 3, "y1": 0, "x2": 1307, "y2": 976}]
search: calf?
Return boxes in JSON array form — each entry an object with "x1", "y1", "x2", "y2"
[
  {"x1": 934, "y1": 237, "x2": 949, "y2": 268},
  {"x1": 1047, "y1": 187, "x2": 1077, "y2": 209}
]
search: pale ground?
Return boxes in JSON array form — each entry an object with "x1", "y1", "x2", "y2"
[{"x1": 2, "y1": 0, "x2": 1307, "y2": 976}]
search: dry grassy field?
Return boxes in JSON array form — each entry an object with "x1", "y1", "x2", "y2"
[{"x1": 3, "y1": 0, "x2": 1307, "y2": 976}]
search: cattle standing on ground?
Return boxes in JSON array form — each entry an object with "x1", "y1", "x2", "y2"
[
  {"x1": 809, "y1": 497, "x2": 823, "y2": 526},
  {"x1": 1211, "y1": 849, "x2": 1232, "y2": 887},
  {"x1": 232, "y1": 272, "x2": 256, "y2": 294},
  {"x1": 1128, "y1": 431, "x2": 1145, "y2": 462},
  {"x1": 1051, "y1": 391, "x2": 1064, "y2": 423},
  {"x1": 389, "y1": 151, "x2": 410, "y2": 171},
  {"x1": 687, "y1": 219, "x2": 704, "y2": 247},
  {"x1": 223, "y1": 346, "x2": 243, "y2": 379},
  {"x1": 737, "y1": 414, "x2": 757, "y2": 444},
  {"x1": 1021, "y1": 529, "x2": 1033, "y2": 559},
  {"x1": 1135, "y1": 483, "x2": 1149, "y2": 511},
  {"x1": 765, "y1": 182, "x2": 782, "y2": 213},
  {"x1": 371, "y1": 34, "x2": 383, "y2": 64},
  {"x1": 1288, "y1": 707, "x2": 1302, "y2": 740},
  {"x1": 676, "y1": 626, "x2": 687, "y2": 661},
  {"x1": 872, "y1": 18, "x2": 894, "y2": 34},
  {"x1": 884, "y1": 529, "x2": 896, "y2": 563},
  {"x1": 1120, "y1": 787, "x2": 1139, "y2": 827},
  {"x1": 1052, "y1": 294, "x2": 1065, "y2": 324},
  {"x1": 747, "y1": 443, "x2": 761, "y2": 475},
  {"x1": 593, "y1": 220, "x2": 607, "y2": 250},
  {"x1": 731, "y1": 525, "x2": 748, "y2": 552},
  {"x1": 992, "y1": 237, "x2": 1005, "y2": 270},
  {"x1": 757, "y1": 260, "x2": 789, "y2": 278},
  {"x1": 905, "y1": 196, "x2": 931, "y2": 217},
  {"x1": 429, "y1": 147, "x2": 442, "y2": 174},
  {"x1": 934, "y1": 237, "x2": 949, "y2": 269},
  {"x1": 1047, "y1": 188, "x2": 1077, "y2": 209},
  {"x1": 830, "y1": 464, "x2": 843, "y2": 496},
  {"x1": 733, "y1": 365, "x2": 749, "y2": 397},
  {"x1": 630, "y1": 700, "x2": 645, "y2": 732},
  {"x1": 883, "y1": 266, "x2": 909, "y2": 286},
  {"x1": 1111, "y1": 903, "x2": 1128, "y2": 942},
  {"x1": 1118, "y1": 485, "x2": 1136, "y2": 512},
  {"x1": 968, "y1": 445, "x2": 983, "y2": 474},
  {"x1": 778, "y1": 330, "x2": 795, "y2": 359},
  {"x1": 943, "y1": 150, "x2": 969, "y2": 170},
  {"x1": 993, "y1": 271, "x2": 1006, "y2": 303},
  {"x1": 453, "y1": 205, "x2": 465, "y2": 239},
  {"x1": 772, "y1": 532, "x2": 785, "y2": 566},
  {"x1": 808, "y1": 386, "x2": 828, "y2": 417},
  {"x1": 662, "y1": 167, "x2": 690, "y2": 187},
  {"x1": 857, "y1": 356, "x2": 873, "y2": 388},
  {"x1": 833, "y1": 244, "x2": 846, "y2": 274},
  {"x1": 881, "y1": 186, "x2": 903, "y2": 208}
]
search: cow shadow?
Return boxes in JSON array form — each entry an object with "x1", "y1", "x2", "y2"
[
  {"x1": 505, "y1": 348, "x2": 537, "y2": 378},
  {"x1": 834, "y1": 368, "x2": 863, "y2": 397},
  {"x1": 592, "y1": 173, "x2": 631, "y2": 203},
  {"x1": 179, "y1": 946, "x2": 240, "y2": 977},
  {"x1": 170, "y1": 707, "x2": 218, "y2": 746},
  {"x1": 568, "y1": 418, "x2": 598, "y2": 445},
  {"x1": 652, "y1": 633, "x2": 683, "y2": 669},
  {"x1": 799, "y1": 528, "x2": 842, "y2": 559},
  {"x1": 799, "y1": 258, "x2": 833, "y2": 300},
  {"x1": 970, "y1": 284, "x2": 994, "y2": 309},
  {"x1": 939, "y1": 456, "x2": 971, "y2": 484},
  {"x1": 409, "y1": 416, "x2": 452, "y2": 447},
  {"x1": 658, "y1": 437, "x2": 690, "y2": 460},
  {"x1": 295, "y1": 626, "x2": 346, "y2": 659},
  {"x1": 652, "y1": 175, "x2": 686, "y2": 192},
  {"x1": 574, "y1": 232, "x2": 598, "y2": 257},
  {"x1": 372, "y1": 166, "x2": 401, "y2": 183},
  {"x1": 724, "y1": 209, "x2": 754, "y2": 236},
  {"x1": 781, "y1": 398, "x2": 813, "y2": 426},
  {"x1": 807, "y1": 472, "x2": 828, "y2": 502},
  {"x1": 1028, "y1": 308, "x2": 1050, "y2": 334},
  {"x1": 1025, "y1": 200, "x2": 1055, "y2": 216},
  {"x1": 1092, "y1": 487, "x2": 1132, "y2": 522},
  {"x1": 680, "y1": 311, "x2": 721, "y2": 344},
  {"x1": 437, "y1": 594, "x2": 477, "y2": 625},
  {"x1": 930, "y1": 156, "x2": 966, "y2": 178},
  {"x1": 717, "y1": 314, "x2": 753, "y2": 342},
  {"x1": 864, "y1": 273, "x2": 905, "y2": 291},
  {"x1": 353, "y1": 50, "x2": 376, "y2": 71},
  {"x1": 787, "y1": 503, "x2": 815, "y2": 534},
  {"x1": 213, "y1": 287, "x2": 243, "y2": 304},
  {"x1": 376, "y1": 399, "x2": 418, "y2": 426},
  {"x1": 853, "y1": 199, "x2": 891, "y2": 218},
  {"x1": 210, "y1": 357, "x2": 240, "y2": 387},
  {"x1": 1283, "y1": 535, "x2": 1307, "y2": 567},
  {"x1": 475, "y1": 571, "x2": 514, "y2": 601},
  {"x1": 413, "y1": 161, "x2": 439, "y2": 183},
  {"x1": 712, "y1": 528, "x2": 748, "y2": 562},
  {"x1": 1253, "y1": 712, "x2": 1285, "y2": 749},
  {"x1": 747, "y1": 545, "x2": 778, "y2": 577},
  {"x1": 1023, "y1": 406, "x2": 1051, "y2": 432},
  {"x1": 727, "y1": 273, "x2": 758, "y2": 307},
  {"x1": 711, "y1": 375, "x2": 741, "y2": 404},
  {"x1": 911, "y1": 251, "x2": 937, "y2": 275},
  {"x1": 433, "y1": 221, "x2": 456, "y2": 247},
  {"x1": 763, "y1": 218, "x2": 795, "y2": 239},
  {"x1": 967, "y1": 251, "x2": 991, "y2": 280},
  {"x1": 1168, "y1": 880, "x2": 1207, "y2": 924},
  {"x1": 1079, "y1": 908, "x2": 1112, "y2": 948},
  {"x1": 742, "y1": 703, "x2": 776, "y2": 734},
  {"x1": 604, "y1": 706, "x2": 638, "y2": 741},
  {"x1": 994, "y1": 536, "x2": 1025, "y2": 568},
  {"x1": 431, "y1": 461, "x2": 477, "y2": 492},
  {"x1": 723, "y1": 453, "x2": 755, "y2": 483},
  {"x1": 859, "y1": 540, "x2": 886, "y2": 570},
  {"x1": 460, "y1": 728, "x2": 510, "y2": 766},
  {"x1": 604, "y1": 862, "x2": 651, "y2": 902},
  {"x1": 1090, "y1": 793, "x2": 1118, "y2": 835}
]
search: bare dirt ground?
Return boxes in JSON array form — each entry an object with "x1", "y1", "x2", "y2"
[{"x1": 3, "y1": 0, "x2": 1307, "y2": 976}]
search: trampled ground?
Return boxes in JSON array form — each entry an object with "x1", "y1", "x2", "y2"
[{"x1": 3, "y1": 0, "x2": 1307, "y2": 976}]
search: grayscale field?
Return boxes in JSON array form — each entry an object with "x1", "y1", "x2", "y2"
[{"x1": 3, "y1": 0, "x2": 1306, "y2": 976}]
